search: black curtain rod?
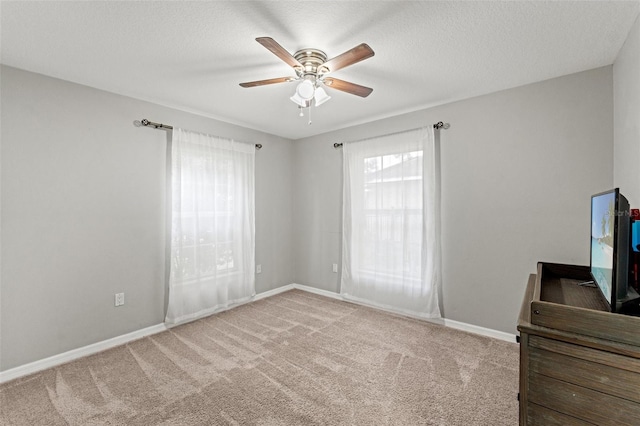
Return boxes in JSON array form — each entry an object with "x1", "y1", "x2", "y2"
[
  {"x1": 136, "y1": 119, "x2": 263, "y2": 150},
  {"x1": 333, "y1": 121, "x2": 449, "y2": 149}
]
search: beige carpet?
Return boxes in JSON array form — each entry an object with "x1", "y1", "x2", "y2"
[{"x1": 0, "y1": 289, "x2": 519, "y2": 425}]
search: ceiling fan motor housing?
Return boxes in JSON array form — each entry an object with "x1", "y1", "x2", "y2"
[{"x1": 294, "y1": 48, "x2": 328, "y2": 80}]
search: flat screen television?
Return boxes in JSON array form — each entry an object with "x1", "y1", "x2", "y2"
[{"x1": 590, "y1": 188, "x2": 639, "y2": 312}]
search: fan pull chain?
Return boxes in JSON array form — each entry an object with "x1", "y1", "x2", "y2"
[{"x1": 308, "y1": 104, "x2": 312, "y2": 125}]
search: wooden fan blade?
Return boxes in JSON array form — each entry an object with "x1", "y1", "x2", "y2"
[
  {"x1": 239, "y1": 77, "x2": 293, "y2": 88},
  {"x1": 256, "y1": 37, "x2": 303, "y2": 69},
  {"x1": 323, "y1": 78, "x2": 373, "y2": 97},
  {"x1": 320, "y1": 43, "x2": 374, "y2": 74}
]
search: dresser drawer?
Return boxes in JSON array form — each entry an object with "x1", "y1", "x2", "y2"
[
  {"x1": 529, "y1": 335, "x2": 640, "y2": 374},
  {"x1": 529, "y1": 374, "x2": 640, "y2": 426},
  {"x1": 529, "y1": 347, "x2": 640, "y2": 403},
  {"x1": 527, "y1": 403, "x2": 592, "y2": 426}
]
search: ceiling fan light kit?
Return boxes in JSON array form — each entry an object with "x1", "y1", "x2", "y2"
[
  {"x1": 295, "y1": 79, "x2": 315, "y2": 100},
  {"x1": 240, "y1": 37, "x2": 374, "y2": 123},
  {"x1": 313, "y1": 87, "x2": 331, "y2": 106}
]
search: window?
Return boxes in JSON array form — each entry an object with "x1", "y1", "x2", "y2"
[
  {"x1": 341, "y1": 128, "x2": 440, "y2": 318},
  {"x1": 361, "y1": 150, "x2": 424, "y2": 287},
  {"x1": 166, "y1": 128, "x2": 255, "y2": 324},
  {"x1": 171, "y1": 153, "x2": 239, "y2": 284}
]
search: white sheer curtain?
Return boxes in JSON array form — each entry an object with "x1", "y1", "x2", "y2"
[
  {"x1": 341, "y1": 127, "x2": 441, "y2": 318},
  {"x1": 165, "y1": 128, "x2": 255, "y2": 325}
]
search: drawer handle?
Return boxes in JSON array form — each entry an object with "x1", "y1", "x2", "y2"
[{"x1": 534, "y1": 310, "x2": 540, "y2": 315}]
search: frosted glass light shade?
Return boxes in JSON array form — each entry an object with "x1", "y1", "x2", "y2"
[
  {"x1": 290, "y1": 93, "x2": 310, "y2": 107},
  {"x1": 314, "y1": 87, "x2": 331, "y2": 106},
  {"x1": 296, "y1": 80, "x2": 315, "y2": 100}
]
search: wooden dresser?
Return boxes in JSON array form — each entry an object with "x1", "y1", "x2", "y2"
[{"x1": 517, "y1": 262, "x2": 640, "y2": 425}]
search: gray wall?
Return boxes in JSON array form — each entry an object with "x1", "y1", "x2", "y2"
[
  {"x1": 0, "y1": 66, "x2": 294, "y2": 371},
  {"x1": 614, "y1": 14, "x2": 640, "y2": 207},
  {"x1": 0, "y1": 60, "x2": 623, "y2": 370},
  {"x1": 293, "y1": 67, "x2": 614, "y2": 334}
]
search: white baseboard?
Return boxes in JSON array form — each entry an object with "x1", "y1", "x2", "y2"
[
  {"x1": 443, "y1": 319, "x2": 517, "y2": 343},
  {"x1": 1, "y1": 282, "x2": 516, "y2": 384},
  {"x1": 0, "y1": 323, "x2": 168, "y2": 384},
  {"x1": 291, "y1": 283, "x2": 343, "y2": 300},
  {"x1": 253, "y1": 284, "x2": 295, "y2": 301},
  {"x1": 291, "y1": 283, "x2": 517, "y2": 343},
  {"x1": 1, "y1": 286, "x2": 296, "y2": 384}
]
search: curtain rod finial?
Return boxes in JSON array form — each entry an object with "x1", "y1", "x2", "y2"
[{"x1": 433, "y1": 121, "x2": 450, "y2": 130}]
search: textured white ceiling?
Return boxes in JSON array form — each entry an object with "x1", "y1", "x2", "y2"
[{"x1": 2, "y1": 1, "x2": 639, "y2": 140}]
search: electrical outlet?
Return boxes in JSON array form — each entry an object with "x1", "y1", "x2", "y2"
[
  {"x1": 115, "y1": 293, "x2": 125, "y2": 307},
  {"x1": 256, "y1": 264, "x2": 262, "y2": 274},
  {"x1": 332, "y1": 263, "x2": 338, "y2": 273}
]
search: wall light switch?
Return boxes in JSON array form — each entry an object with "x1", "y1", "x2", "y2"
[
  {"x1": 256, "y1": 264, "x2": 262, "y2": 274},
  {"x1": 332, "y1": 263, "x2": 338, "y2": 273}
]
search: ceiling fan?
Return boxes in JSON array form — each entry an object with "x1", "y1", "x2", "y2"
[{"x1": 239, "y1": 37, "x2": 375, "y2": 108}]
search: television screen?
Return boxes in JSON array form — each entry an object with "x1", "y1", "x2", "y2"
[
  {"x1": 591, "y1": 190, "x2": 617, "y2": 305},
  {"x1": 632, "y1": 221, "x2": 640, "y2": 253}
]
